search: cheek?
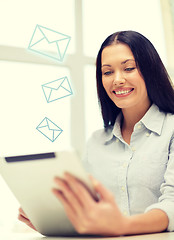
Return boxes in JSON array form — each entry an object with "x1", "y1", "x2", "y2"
[
  {"x1": 140, "y1": 81, "x2": 148, "y2": 96},
  {"x1": 102, "y1": 78, "x2": 111, "y2": 91},
  {"x1": 103, "y1": 84, "x2": 111, "y2": 97},
  {"x1": 102, "y1": 79, "x2": 107, "y2": 91},
  {"x1": 134, "y1": 76, "x2": 147, "y2": 94}
]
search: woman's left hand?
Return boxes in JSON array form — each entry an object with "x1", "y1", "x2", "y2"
[{"x1": 52, "y1": 173, "x2": 129, "y2": 236}]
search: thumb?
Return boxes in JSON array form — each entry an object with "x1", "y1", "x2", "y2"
[{"x1": 89, "y1": 175, "x2": 114, "y2": 202}]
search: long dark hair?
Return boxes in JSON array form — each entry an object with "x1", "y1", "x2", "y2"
[{"x1": 96, "y1": 30, "x2": 174, "y2": 130}]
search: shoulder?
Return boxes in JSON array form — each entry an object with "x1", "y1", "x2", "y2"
[
  {"x1": 144, "y1": 104, "x2": 174, "y2": 135},
  {"x1": 164, "y1": 111, "x2": 174, "y2": 130},
  {"x1": 165, "y1": 111, "x2": 174, "y2": 120},
  {"x1": 164, "y1": 113, "x2": 174, "y2": 140},
  {"x1": 87, "y1": 127, "x2": 113, "y2": 145}
]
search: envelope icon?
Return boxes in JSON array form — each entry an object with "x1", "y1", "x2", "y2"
[
  {"x1": 28, "y1": 24, "x2": 71, "y2": 62},
  {"x1": 42, "y1": 76, "x2": 73, "y2": 103},
  {"x1": 36, "y1": 117, "x2": 63, "y2": 142}
]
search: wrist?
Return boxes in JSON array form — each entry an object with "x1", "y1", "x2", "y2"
[
  {"x1": 118, "y1": 210, "x2": 169, "y2": 235},
  {"x1": 113, "y1": 216, "x2": 132, "y2": 236}
]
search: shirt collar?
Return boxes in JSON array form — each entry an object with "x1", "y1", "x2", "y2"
[
  {"x1": 105, "y1": 112, "x2": 123, "y2": 144},
  {"x1": 105, "y1": 104, "x2": 166, "y2": 143},
  {"x1": 140, "y1": 104, "x2": 166, "y2": 135}
]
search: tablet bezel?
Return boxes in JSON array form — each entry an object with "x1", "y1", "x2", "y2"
[{"x1": 0, "y1": 151, "x2": 97, "y2": 236}]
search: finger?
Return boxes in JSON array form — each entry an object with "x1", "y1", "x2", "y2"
[
  {"x1": 64, "y1": 173, "x2": 96, "y2": 208},
  {"x1": 19, "y1": 207, "x2": 28, "y2": 218},
  {"x1": 53, "y1": 177, "x2": 84, "y2": 216},
  {"x1": 52, "y1": 188, "x2": 83, "y2": 229},
  {"x1": 18, "y1": 214, "x2": 36, "y2": 231},
  {"x1": 52, "y1": 188, "x2": 75, "y2": 213},
  {"x1": 52, "y1": 188, "x2": 81, "y2": 223},
  {"x1": 52, "y1": 188, "x2": 76, "y2": 215},
  {"x1": 89, "y1": 175, "x2": 115, "y2": 202}
]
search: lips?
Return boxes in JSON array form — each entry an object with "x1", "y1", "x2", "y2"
[{"x1": 113, "y1": 88, "x2": 134, "y2": 97}]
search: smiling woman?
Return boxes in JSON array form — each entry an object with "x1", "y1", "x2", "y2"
[
  {"x1": 0, "y1": 0, "x2": 170, "y2": 235},
  {"x1": 18, "y1": 30, "x2": 174, "y2": 236},
  {"x1": 96, "y1": 31, "x2": 174, "y2": 129}
]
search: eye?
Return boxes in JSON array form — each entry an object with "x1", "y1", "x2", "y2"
[
  {"x1": 103, "y1": 71, "x2": 113, "y2": 76},
  {"x1": 125, "y1": 67, "x2": 135, "y2": 72}
]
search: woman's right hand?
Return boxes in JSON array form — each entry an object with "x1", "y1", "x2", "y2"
[{"x1": 18, "y1": 207, "x2": 37, "y2": 231}]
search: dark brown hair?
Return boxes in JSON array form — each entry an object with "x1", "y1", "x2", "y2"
[{"x1": 96, "y1": 30, "x2": 174, "y2": 129}]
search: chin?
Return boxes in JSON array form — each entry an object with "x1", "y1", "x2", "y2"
[{"x1": 113, "y1": 101, "x2": 132, "y2": 109}]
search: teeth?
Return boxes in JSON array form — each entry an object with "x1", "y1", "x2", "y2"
[{"x1": 115, "y1": 89, "x2": 132, "y2": 95}]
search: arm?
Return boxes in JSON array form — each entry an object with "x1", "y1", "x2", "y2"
[
  {"x1": 125, "y1": 209, "x2": 168, "y2": 235},
  {"x1": 141, "y1": 134, "x2": 174, "y2": 233},
  {"x1": 53, "y1": 173, "x2": 169, "y2": 236}
]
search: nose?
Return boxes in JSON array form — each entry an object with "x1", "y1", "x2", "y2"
[{"x1": 113, "y1": 72, "x2": 125, "y2": 86}]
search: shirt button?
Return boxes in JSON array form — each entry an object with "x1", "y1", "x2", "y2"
[
  {"x1": 137, "y1": 124, "x2": 142, "y2": 129},
  {"x1": 121, "y1": 186, "x2": 125, "y2": 192},
  {"x1": 122, "y1": 163, "x2": 128, "y2": 168},
  {"x1": 116, "y1": 139, "x2": 119, "y2": 143},
  {"x1": 146, "y1": 132, "x2": 150, "y2": 137},
  {"x1": 123, "y1": 211, "x2": 128, "y2": 216},
  {"x1": 131, "y1": 147, "x2": 136, "y2": 152}
]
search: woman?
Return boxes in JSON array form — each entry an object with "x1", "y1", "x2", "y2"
[{"x1": 19, "y1": 31, "x2": 174, "y2": 236}]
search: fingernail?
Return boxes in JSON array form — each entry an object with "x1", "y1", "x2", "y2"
[
  {"x1": 52, "y1": 187, "x2": 61, "y2": 193},
  {"x1": 54, "y1": 176, "x2": 61, "y2": 182},
  {"x1": 64, "y1": 172, "x2": 70, "y2": 177},
  {"x1": 90, "y1": 176, "x2": 99, "y2": 186},
  {"x1": 93, "y1": 179, "x2": 99, "y2": 186}
]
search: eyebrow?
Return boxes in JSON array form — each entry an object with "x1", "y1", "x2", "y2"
[
  {"x1": 121, "y1": 59, "x2": 135, "y2": 64},
  {"x1": 101, "y1": 59, "x2": 135, "y2": 68}
]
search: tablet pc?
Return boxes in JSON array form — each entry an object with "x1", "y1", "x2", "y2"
[{"x1": 0, "y1": 151, "x2": 97, "y2": 236}]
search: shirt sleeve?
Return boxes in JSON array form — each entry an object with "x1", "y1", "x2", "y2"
[{"x1": 145, "y1": 134, "x2": 174, "y2": 232}]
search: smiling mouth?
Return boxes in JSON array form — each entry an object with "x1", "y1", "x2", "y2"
[{"x1": 113, "y1": 88, "x2": 134, "y2": 96}]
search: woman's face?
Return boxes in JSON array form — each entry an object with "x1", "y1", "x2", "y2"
[{"x1": 101, "y1": 43, "x2": 150, "y2": 111}]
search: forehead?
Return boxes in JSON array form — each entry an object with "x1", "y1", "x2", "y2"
[{"x1": 101, "y1": 43, "x2": 135, "y2": 64}]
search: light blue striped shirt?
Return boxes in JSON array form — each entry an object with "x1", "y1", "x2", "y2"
[{"x1": 83, "y1": 104, "x2": 174, "y2": 231}]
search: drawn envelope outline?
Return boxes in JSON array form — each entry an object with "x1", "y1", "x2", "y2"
[
  {"x1": 28, "y1": 24, "x2": 71, "y2": 61},
  {"x1": 42, "y1": 76, "x2": 73, "y2": 103},
  {"x1": 36, "y1": 117, "x2": 63, "y2": 142}
]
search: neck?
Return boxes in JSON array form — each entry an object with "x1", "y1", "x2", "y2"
[{"x1": 121, "y1": 101, "x2": 152, "y2": 132}]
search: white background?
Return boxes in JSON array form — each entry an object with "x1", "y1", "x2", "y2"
[{"x1": 0, "y1": 0, "x2": 170, "y2": 233}]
